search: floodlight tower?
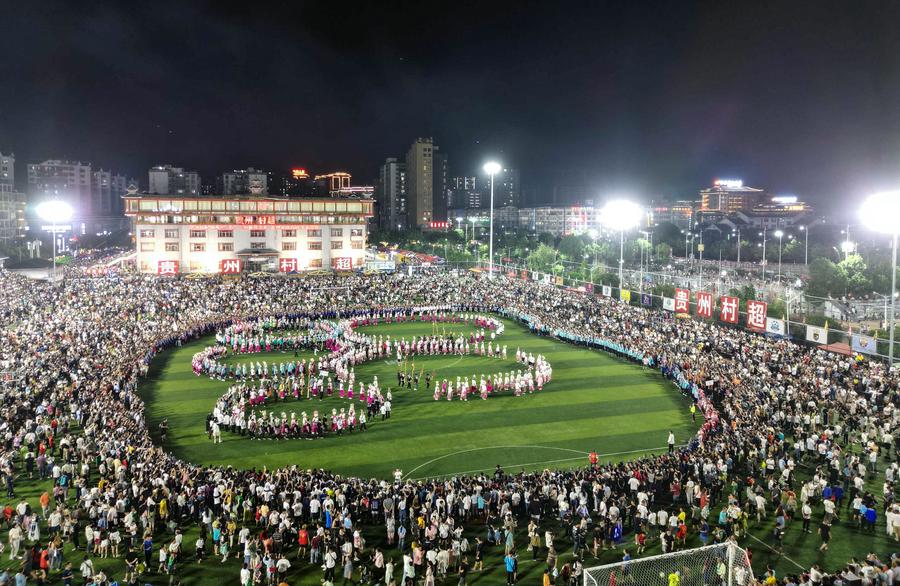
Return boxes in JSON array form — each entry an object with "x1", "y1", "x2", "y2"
[
  {"x1": 36, "y1": 200, "x2": 74, "y2": 281},
  {"x1": 860, "y1": 191, "x2": 900, "y2": 364}
]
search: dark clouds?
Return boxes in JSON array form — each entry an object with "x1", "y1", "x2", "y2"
[{"x1": 1, "y1": 1, "x2": 900, "y2": 210}]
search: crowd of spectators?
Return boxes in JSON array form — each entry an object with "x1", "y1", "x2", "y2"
[{"x1": 0, "y1": 269, "x2": 898, "y2": 585}]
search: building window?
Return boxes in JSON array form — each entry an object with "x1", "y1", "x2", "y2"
[
  {"x1": 190, "y1": 243, "x2": 206, "y2": 252},
  {"x1": 350, "y1": 228, "x2": 363, "y2": 237},
  {"x1": 351, "y1": 241, "x2": 363, "y2": 250},
  {"x1": 282, "y1": 229, "x2": 296, "y2": 238},
  {"x1": 250, "y1": 230, "x2": 266, "y2": 238},
  {"x1": 307, "y1": 229, "x2": 321, "y2": 238},
  {"x1": 164, "y1": 229, "x2": 178, "y2": 239},
  {"x1": 165, "y1": 242, "x2": 179, "y2": 252},
  {"x1": 218, "y1": 230, "x2": 233, "y2": 238},
  {"x1": 189, "y1": 229, "x2": 206, "y2": 238},
  {"x1": 309, "y1": 259, "x2": 322, "y2": 268},
  {"x1": 250, "y1": 242, "x2": 266, "y2": 250},
  {"x1": 139, "y1": 229, "x2": 155, "y2": 238},
  {"x1": 331, "y1": 241, "x2": 343, "y2": 250},
  {"x1": 218, "y1": 242, "x2": 234, "y2": 252},
  {"x1": 330, "y1": 228, "x2": 343, "y2": 237},
  {"x1": 308, "y1": 241, "x2": 322, "y2": 250},
  {"x1": 282, "y1": 242, "x2": 297, "y2": 251},
  {"x1": 140, "y1": 242, "x2": 155, "y2": 252}
]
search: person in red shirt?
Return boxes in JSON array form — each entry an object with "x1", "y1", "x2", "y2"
[
  {"x1": 297, "y1": 525, "x2": 309, "y2": 559},
  {"x1": 589, "y1": 450, "x2": 598, "y2": 468}
]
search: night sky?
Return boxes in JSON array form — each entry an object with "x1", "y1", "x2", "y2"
[{"x1": 2, "y1": 1, "x2": 900, "y2": 210}]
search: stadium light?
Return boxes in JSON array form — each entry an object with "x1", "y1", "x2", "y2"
[
  {"x1": 36, "y1": 199, "x2": 74, "y2": 282},
  {"x1": 774, "y1": 229, "x2": 784, "y2": 281},
  {"x1": 600, "y1": 199, "x2": 642, "y2": 295},
  {"x1": 483, "y1": 161, "x2": 502, "y2": 278},
  {"x1": 860, "y1": 191, "x2": 900, "y2": 364}
]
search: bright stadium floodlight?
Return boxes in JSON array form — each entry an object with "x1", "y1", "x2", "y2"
[
  {"x1": 860, "y1": 190, "x2": 900, "y2": 364},
  {"x1": 600, "y1": 199, "x2": 642, "y2": 295},
  {"x1": 36, "y1": 199, "x2": 74, "y2": 282},
  {"x1": 483, "y1": 161, "x2": 502, "y2": 278},
  {"x1": 774, "y1": 229, "x2": 785, "y2": 280}
]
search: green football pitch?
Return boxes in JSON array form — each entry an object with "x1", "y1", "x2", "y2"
[{"x1": 141, "y1": 317, "x2": 697, "y2": 479}]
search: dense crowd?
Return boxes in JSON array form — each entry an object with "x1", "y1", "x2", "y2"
[{"x1": 0, "y1": 269, "x2": 899, "y2": 586}]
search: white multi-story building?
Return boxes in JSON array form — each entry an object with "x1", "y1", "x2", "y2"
[
  {"x1": 124, "y1": 193, "x2": 374, "y2": 274},
  {"x1": 148, "y1": 165, "x2": 201, "y2": 196}
]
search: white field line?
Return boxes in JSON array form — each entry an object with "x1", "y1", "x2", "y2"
[
  {"x1": 405, "y1": 444, "x2": 676, "y2": 481},
  {"x1": 746, "y1": 533, "x2": 805, "y2": 571}
]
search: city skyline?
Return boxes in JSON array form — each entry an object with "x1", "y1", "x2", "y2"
[{"x1": 2, "y1": 2, "x2": 900, "y2": 214}]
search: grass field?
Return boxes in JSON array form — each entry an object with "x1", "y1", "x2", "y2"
[
  {"x1": 140, "y1": 317, "x2": 697, "y2": 479},
  {"x1": 3, "y1": 315, "x2": 895, "y2": 585}
]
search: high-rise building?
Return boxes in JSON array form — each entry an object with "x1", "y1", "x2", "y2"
[
  {"x1": 91, "y1": 170, "x2": 132, "y2": 218},
  {"x1": 221, "y1": 168, "x2": 268, "y2": 195},
  {"x1": 432, "y1": 150, "x2": 448, "y2": 222},
  {"x1": 0, "y1": 152, "x2": 14, "y2": 187},
  {"x1": 405, "y1": 137, "x2": 437, "y2": 227},
  {"x1": 376, "y1": 158, "x2": 407, "y2": 230},
  {"x1": 27, "y1": 160, "x2": 132, "y2": 228},
  {"x1": 0, "y1": 184, "x2": 26, "y2": 244},
  {"x1": 148, "y1": 164, "x2": 201, "y2": 196},
  {"x1": 27, "y1": 160, "x2": 93, "y2": 215},
  {"x1": 450, "y1": 176, "x2": 481, "y2": 209},
  {"x1": 495, "y1": 167, "x2": 520, "y2": 208}
]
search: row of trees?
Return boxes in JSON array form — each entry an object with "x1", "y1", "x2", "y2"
[{"x1": 807, "y1": 254, "x2": 899, "y2": 298}]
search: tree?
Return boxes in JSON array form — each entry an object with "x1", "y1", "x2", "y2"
[
  {"x1": 526, "y1": 244, "x2": 557, "y2": 273},
  {"x1": 807, "y1": 258, "x2": 847, "y2": 298},
  {"x1": 838, "y1": 254, "x2": 871, "y2": 296},
  {"x1": 558, "y1": 234, "x2": 585, "y2": 260},
  {"x1": 654, "y1": 243, "x2": 672, "y2": 261}
]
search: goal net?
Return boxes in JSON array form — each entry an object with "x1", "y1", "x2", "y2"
[{"x1": 584, "y1": 542, "x2": 753, "y2": 586}]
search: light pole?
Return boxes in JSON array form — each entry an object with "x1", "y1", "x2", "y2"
[
  {"x1": 774, "y1": 230, "x2": 784, "y2": 281},
  {"x1": 799, "y1": 225, "x2": 809, "y2": 265},
  {"x1": 456, "y1": 216, "x2": 464, "y2": 242},
  {"x1": 600, "y1": 199, "x2": 642, "y2": 296},
  {"x1": 734, "y1": 228, "x2": 741, "y2": 264},
  {"x1": 36, "y1": 200, "x2": 74, "y2": 282},
  {"x1": 697, "y1": 229, "x2": 704, "y2": 291},
  {"x1": 483, "y1": 162, "x2": 501, "y2": 278},
  {"x1": 759, "y1": 227, "x2": 768, "y2": 280},
  {"x1": 860, "y1": 191, "x2": 900, "y2": 364}
]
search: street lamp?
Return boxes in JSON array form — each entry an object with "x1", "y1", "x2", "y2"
[
  {"x1": 36, "y1": 199, "x2": 74, "y2": 281},
  {"x1": 600, "y1": 199, "x2": 642, "y2": 296},
  {"x1": 799, "y1": 225, "x2": 809, "y2": 265},
  {"x1": 860, "y1": 191, "x2": 900, "y2": 364},
  {"x1": 483, "y1": 161, "x2": 502, "y2": 278},
  {"x1": 759, "y1": 227, "x2": 769, "y2": 280},
  {"x1": 774, "y1": 229, "x2": 784, "y2": 281}
]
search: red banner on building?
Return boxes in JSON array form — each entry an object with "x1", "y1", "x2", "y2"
[
  {"x1": 747, "y1": 300, "x2": 768, "y2": 331},
  {"x1": 696, "y1": 291, "x2": 713, "y2": 318},
  {"x1": 674, "y1": 288, "x2": 690, "y2": 313},
  {"x1": 219, "y1": 259, "x2": 242, "y2": 274},
  {"x1": 157, "y1": 260, "x2": 179, "y2": 275},
  {"x1": 719, "y1": 295, "x2": 739, "y2": 323},
  {"x1": 332, "y1": 257, "x2": 352, "y2": 270},
  {"x1": 279, "y1": 258, "x2": 299, "y2": 273}
]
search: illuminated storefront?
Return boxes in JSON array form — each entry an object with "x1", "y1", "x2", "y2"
[{"x1": 124, "y1": 194, "x2": 373, "y2": 274}]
